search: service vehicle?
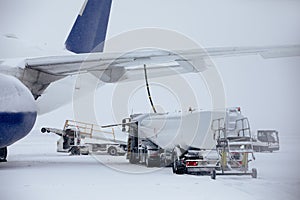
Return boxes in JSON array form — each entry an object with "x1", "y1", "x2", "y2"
[
  {"x1": 252, "y1": 130, "x2": 279, "y2": 152},
  {"x1": 122, "y1": 107, "x2": 257, "y2": 179},
  {"x1": 41, "y1": 120, "x2": 127, "y2": 156}
]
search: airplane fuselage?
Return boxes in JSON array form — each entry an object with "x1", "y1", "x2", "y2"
[{"x1": 0, "y1": 74, "x2": 37, "y2": 148}]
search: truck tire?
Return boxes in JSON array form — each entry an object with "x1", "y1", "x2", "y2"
[
  {"x1": 251, "y1": 168, "x2": 258, "y2": 178},
  {"x1": 0, "y1": 147, "x2": 7, "y2": 162},
  {"x1": 172, "y1": 155, "x2": 185, "y2": 175},
  {"x1": 145, "y1": 154, "x2": 158, "y2": 167},
  {"x1": 129, "y1": 152, "x2": 139, "y2": 164},
  {"x1": 172, "y1": 154, "x2": 177, "y2": 173},
  {"x1": 145, "y1": 157, "x2": 153, "y2": 167},
  {"x1": 81, "y1": 149, "x2": 89, "y2": 155},
  {"x1": 108, "y1": 146, "x2": 118, "y2": 156},
  {"x1": 159, "y1": 156, "x2": 167, "y2": 167},
  {"x1": 211, "y1": 170, "x2": 216, "y2": 180},
  {"x1": 70, "y1": 146, "x2": 80, "y2": 155}
]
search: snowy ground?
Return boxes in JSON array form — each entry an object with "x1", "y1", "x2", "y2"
[{"x1": 1, "y1": 130, "x2": 299, "y2": 200}]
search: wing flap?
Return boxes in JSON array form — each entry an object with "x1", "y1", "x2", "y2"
[{"x1": 25, "y1": 49, "x2": 203, "y2": 78}]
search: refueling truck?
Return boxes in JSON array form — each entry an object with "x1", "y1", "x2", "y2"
[{"x1": 123, "y1": 107, "x2": 257, "y2": 179}]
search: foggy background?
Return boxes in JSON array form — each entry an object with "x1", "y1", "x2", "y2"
[{"x1": 0, "y1": 0, "x2": 299, "y2": 134}]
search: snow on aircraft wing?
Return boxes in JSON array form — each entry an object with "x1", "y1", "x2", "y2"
[
  {"x1": 204, "y1": 45, "x2": 300, "y2": 58},
  {"x1": 14, "y1": 44, "x2": 300, "y2": 99},
  {"x1": 26, "y1": 45, "x2": 300, "y2": 75},
  {"x1": 22, "y1": 49, "x2": 203, "y2": 98}
]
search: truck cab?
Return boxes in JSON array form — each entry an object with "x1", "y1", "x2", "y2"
[
  {"x1": 56, "y1": 127, "x2": 87, "y2": 155},
  {"x1": 253, "y1": 130, "x2": 279, "y2": 152}
]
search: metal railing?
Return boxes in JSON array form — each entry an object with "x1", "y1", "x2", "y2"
[{"x1": 63, "y1": 120, "x2": 116, "y2": 141}]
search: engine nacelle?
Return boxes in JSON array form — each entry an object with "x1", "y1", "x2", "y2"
[{"x1": 0, "y1": 74, "x2": 37, "y2": 148}]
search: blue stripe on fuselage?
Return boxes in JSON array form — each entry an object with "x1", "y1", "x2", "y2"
[{"x1": 0, "y1": 112, "x2": 37, "y2": 148}]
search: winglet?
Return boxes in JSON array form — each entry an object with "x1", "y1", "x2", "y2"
[{"x1": 65, "y1": 0, "x2": 112, "y2": 53}]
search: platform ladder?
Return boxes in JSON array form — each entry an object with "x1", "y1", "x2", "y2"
[{"x1": 212, "y1": 117, "x2": 257, "y2": 178}]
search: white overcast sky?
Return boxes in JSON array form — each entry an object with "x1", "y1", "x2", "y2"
[{"x1": 0, "y1": 0, "x2": 300, "y2": 134}]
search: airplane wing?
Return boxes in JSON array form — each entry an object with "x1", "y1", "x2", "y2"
[
  {"x1": 203, "y1": 45, "x2": 300, "y2": 58},
  {"x1": 3, "y1": 45, "x2": 300, "y2": 99}
]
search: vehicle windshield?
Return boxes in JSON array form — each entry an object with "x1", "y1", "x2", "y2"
[{"x1": 258, "y1": 131, "x2": 278, "y2": 143}]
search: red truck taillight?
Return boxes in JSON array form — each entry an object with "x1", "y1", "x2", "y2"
[{"x1": 186, "y1": 161, "x2": 198, "y2": 166}]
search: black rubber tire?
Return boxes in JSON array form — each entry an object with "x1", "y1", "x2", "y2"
[
  {"x1": 145, "y1": 157, "x2": 153, "y2": 167},
  {"x1": 159, "y1": 156, "x2": 168, "y2": 167},
  {"x1": 211, "y1": 170, "x2": 216, "y2": 180},
  {"x1": 251, "y1": 168, "x2": 258, "y2": 178},
  {"x1": 0, "y1": 147, "x2": 7, "y2": 162},
  {"x1": 172, "y1": 156, "x2": 185, "y2": 175},
  {"x1": 108, "y1": 146, "x2": 118, "y2": 156},
  {"x1": 145, "y1": 154, "x2": 158, "y2": 168},
  {"x1": 172, "y1": 155, "x2": 176, "y2": 173},
  {"x1": 81, "y1": 151, "x2": 89, "y2": 155},
  {"x1": 129, "y1": 153, "x2": 139, "y2": 164},
  {"x1": 172, "y1": 162, "x2": 176, "y2": 173},
  {"x1": 70, "y1": 146, "x2": 80, "y2": 155}
]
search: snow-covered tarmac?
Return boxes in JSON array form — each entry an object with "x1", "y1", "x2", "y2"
[{"x1": 1, "y1": 130, "x2": 299, "y2": 200}]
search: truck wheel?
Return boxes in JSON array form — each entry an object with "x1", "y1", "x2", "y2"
[
  {"x1": 108, "y1": 146, "x2": 118, "y2": 156},
  {"x1": 129, "y1": 152, "x2": 139, "y2": 164},
  {"x1": 0, "y1": 147, "x2": 7, "y2": 162},
  {"x1": 70, "y1": 146, "x2": 80, "y2": 155},
  {"x1": 159, "y1": 156, "x2": 167, "y2": 167},
  {"x1": 172, "y1": 155, "x2": 176, "y2": 173},
  {"x1": 172, "y1": 156, "x2": 185, "y2": 175},
  {"x1": 251, "y1": 168, "x2": 258, "y2": 178},
  {"x1": 145, "y1": 156, "x2": 152, "y2": 167},
  {"x1": 81, "y1": 150, "x2": 89, "y2": 155},
  {"x1": 211, "y1": 170, "x2": 216, "y2": 180},
  {"x1": 145, "y1": 154, "x2": 157, "y2": 167}
]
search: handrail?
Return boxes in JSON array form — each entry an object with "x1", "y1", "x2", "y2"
[
  {"x1": 211, "y1": 118, "x2": 225, "y2": 140},
  {"x1": 64, "y1": 119, "x2": 116, "y2": 142}
]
